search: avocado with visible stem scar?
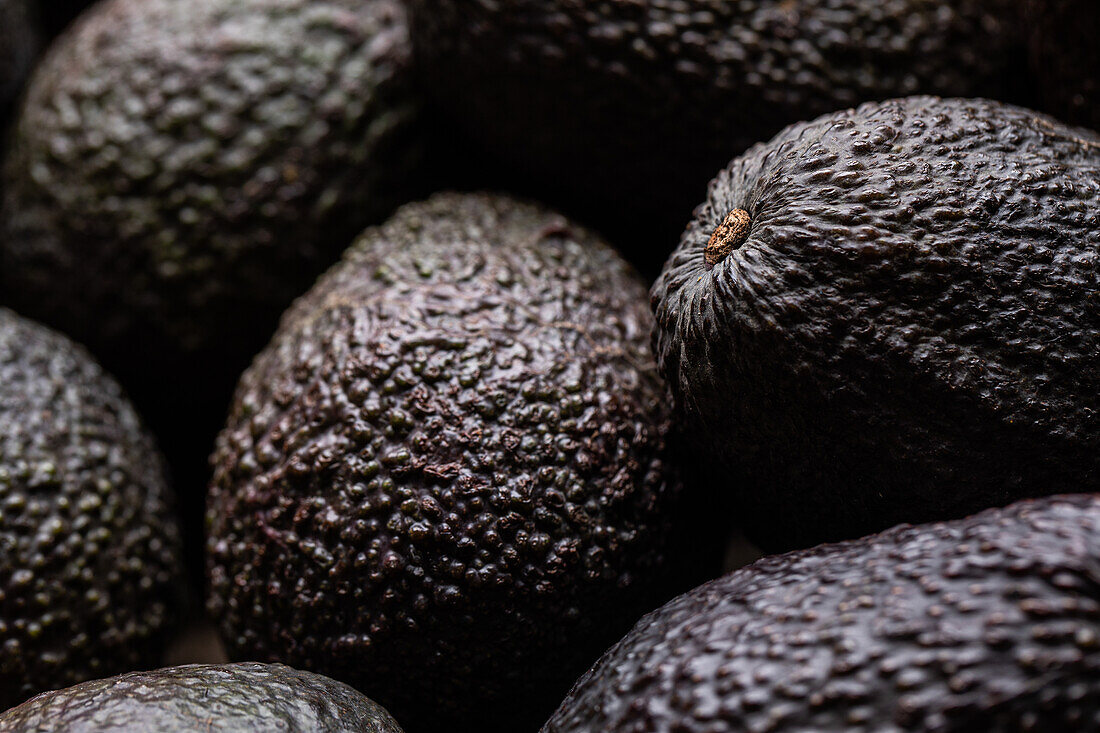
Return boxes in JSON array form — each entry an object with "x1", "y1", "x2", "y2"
[
  {"x1": 407, "y1": 0, "x2": 1024, "y2": 270},
  {"x1": 652, "y1": 95, "x2": 1100, "y2": 552},
  {"x1": 545, "y1": 493, "x2": 1100, "y2": 732},
  {"x1": 206, "y1": 192, "x2": 701, "y2": 733}
]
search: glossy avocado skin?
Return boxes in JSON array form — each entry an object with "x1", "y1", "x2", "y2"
[
  {"x1": 1024, "y1": 0, "x2": 1100, "y2": 132},
  {"x1": 407, "y1": 0, "x2": 1022, "y2": 264},
  {"x1": 207, "y1": 193, "x2": 688, "y2": 733},
  {"x1": 546, "y1": 493, "x2": 1100, "y2": 732},
  {"x1": 651, "y1": 96, "x2": 1100, "y2": 552},
  {"x1": 0, "y1": 663, "x2": 405, "y2": 732},
  {"x1": 0, "y1": 0, "x2": 37, "y2": 122},
  {"x1": 0, "y1": 308, "x2": 182, "y2": 710}
]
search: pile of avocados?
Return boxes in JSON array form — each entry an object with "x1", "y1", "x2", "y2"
[{"x1": 0, "y1": 0, "x2": 1096, "y2": 731}]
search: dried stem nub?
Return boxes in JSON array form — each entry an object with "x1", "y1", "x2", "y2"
[{"x1": 704, "y1": 208, "x2": 752, "y2": 270}]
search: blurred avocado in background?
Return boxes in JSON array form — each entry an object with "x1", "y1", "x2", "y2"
[{"x1": 0, "y1": 0, "x2": 428, "y2": 577}]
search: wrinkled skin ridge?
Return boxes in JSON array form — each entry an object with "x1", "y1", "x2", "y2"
[
  {"x1": 0, "y1": 308, "x2": 182, "y2": 709},
  {"x1": 546, "y1": 493, "x2": 1100, "y2": 732},
  {"x1": 652, "y1": 96, "x2": 1100, "y2": 551},
  {"x1": 207, "y1": 193, "x2": 685, "y2": 733},
  {"x1": 0, "y1": 662, "x2": 404, "y2": 732},
  {"x1": 408, "y1": 0, "x2": 1022, "y2": 234},
  {"x1": 1, "y1": 0, "x2": 423, "y2": 373}
]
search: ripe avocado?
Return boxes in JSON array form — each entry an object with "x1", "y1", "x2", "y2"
[
  {"x1": 1023, "y1": 0, "x2": 1100, "y2": 131},
  {"x1": 0, "y1": 0, "x2": 37, "y2": 121},
  {"x1": 0, "y1": 0, "x2": 425, "y2": 507},
  {"x1": 407, "y1": 0, "x2": 1023, "y2": 267},
  {"x1": 206, "y1": 193, "x2": 692, "y2": 733},
  {"x1": 545, "y1": 493, "x2": 1100, "y2": 732},
  {"x1": 0, "y1": 663, "x2": 404, "y2": 732},
  {"x1": 651, "y1": 96, "x2": 1100, "y2": 552},
  {"x1": 0, "y1": 308, "x2": 182, "y2": 709}
]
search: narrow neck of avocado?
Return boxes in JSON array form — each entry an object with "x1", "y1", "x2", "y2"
[{"x1": 704, "y1": 209, "x2": 751, "y2": 270}]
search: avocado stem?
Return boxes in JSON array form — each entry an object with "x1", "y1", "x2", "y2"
[{"x1": 704, "y1": 209, "x2": 751, "y2": 270}]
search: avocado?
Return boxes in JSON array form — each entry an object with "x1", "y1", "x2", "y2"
[
  {"x1": 206, "y1": 193, "x2": 694, "y2": 733},
  {"x1": 546, "y1": 492, "x2": 1100, "y2": 732},
  {"x1": 0, "y1": 662, "x2": 404, "y2": 731},
  {"x1": 0, "y1": 307, "x2": 182, "y2": 709},
  {"x1": 0, "y1": 0, "x2": 425, "y2": 529},
  {"x1": 406, "y1": 0, "x2": 1023, "y2": 269},
  {"x1": 651, "y1": 96, "x2": 1100, "y2": 552},
  {"x1": 0, "y1": 0, "x2": 37, "y2": 122},
  {"x1": 1023, "y1": 0, "x2": 1100, "y2": 131}
]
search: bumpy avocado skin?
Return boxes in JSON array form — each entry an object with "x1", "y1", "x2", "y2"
[
  {"x1": 0, "y1": 0, "x2": 424, "y2": 443},
  {"x1": 651, "y1": 96, "x2": 1100, "y2": 552},
  {"x1": 0, "y1": 0, "x2": 37, "y2": 121},
  {"x1": 1024, "y1": 0, "x2": 1100, "y2": 131},
  {"x1": 546, "y1": 493, "x2": 1100, "y2": 732},
  {"x1": 207, "y1": 193, "x2": 688, "y2": 733},
  {"x1": 0, "y1": 308, "x2": 182, "y2": 710},
  {"x1": 0, "y1": 663, "x2": 404, "y2": 732},
  {"x1": 407, "y1": 0, "x2": 1022, "y2": 257}
]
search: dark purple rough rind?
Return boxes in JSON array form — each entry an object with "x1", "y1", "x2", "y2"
[
  {"x1": 0, "y1": 0, "x2": 423, "y2": 382},
  {"x1": 407, "y1": 0, "x2": 1022, "y2": 244},
  {"x1": 0, "y1": 308, "x2": 182, "y2": 709},
  {"x1": 651, "y1": 95, "x2": 1100, "y2": 551},
  {"x1": 0, "y1": 663, "x2": 404, "y2": 732},
  {"x1": 545, "y1": 493, "x2": 1100, "y2": 732},
  {"x1": 206, "y1": 193, "x2": 687, "y2": 733}
]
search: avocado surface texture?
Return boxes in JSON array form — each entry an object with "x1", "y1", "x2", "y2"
[
  {"x1": 0, "y1": 0, "x2": 425, "y2": 484},
  {"x1": 0, "y1": 308, "x2": 182, "y2": 709},
  {"x1": 546, "y1": 492, "x2": 1100, "y2": 732},
  {"x1": 0, "y1": 663, "x2": 404, "y2": 732},
  {"x1": 408, "y1": 0, "x2": 1022, "y2": 260},
  {"x1": 652, "y1": 95, "x2": 1100, "y2": 552},
  {"x1": 207, "y1": 193, "x2": 689, "y2": 733},
  {"x1": 1023, "y1": 0, "x2": 1100, "y2": 131}
]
